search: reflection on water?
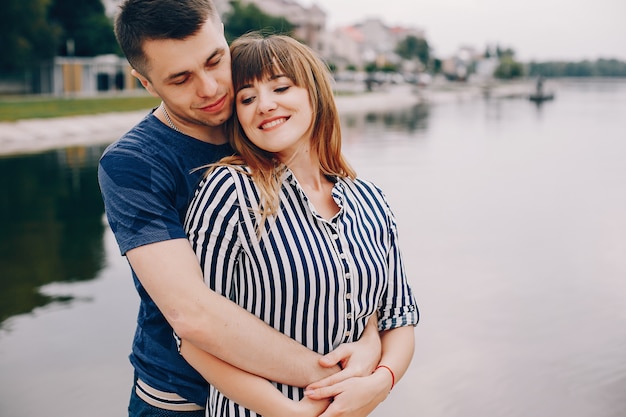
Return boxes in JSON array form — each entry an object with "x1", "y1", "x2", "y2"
[
  {"x1": 0, "y1": 146, "x2": 107, "y2": 325},
  {"x1": 342, "y1": 103, "x2": 430, "y2": 136}
]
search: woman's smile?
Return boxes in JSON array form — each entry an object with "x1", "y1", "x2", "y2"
[{"x1": 260, "y1": 117, "x2": 289, "y2": 130}]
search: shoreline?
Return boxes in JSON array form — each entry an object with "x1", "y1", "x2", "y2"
[{"x1": 0, "y1": 81, "x2": 533, "y2": 157}]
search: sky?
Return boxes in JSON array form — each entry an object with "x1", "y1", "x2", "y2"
[{"x1": 300, "y1": 0, "x2": 626, "y2": 62}]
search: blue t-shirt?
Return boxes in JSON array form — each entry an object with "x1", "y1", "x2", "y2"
[{"x1": 98, "y1": 110, "x2": 233, "y2": 406}]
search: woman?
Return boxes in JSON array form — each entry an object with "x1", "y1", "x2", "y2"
[{"x1": 181, "y1": 33, "x2": 419, "y2": 416}]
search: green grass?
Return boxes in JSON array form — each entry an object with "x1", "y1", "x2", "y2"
[{"x1": 0, "y1": 94, "x2": 161, "y2": 122}]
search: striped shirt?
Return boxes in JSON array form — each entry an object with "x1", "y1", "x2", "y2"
[{"x1": 184, "y1": 165, "x2": 419, "y2": 417}]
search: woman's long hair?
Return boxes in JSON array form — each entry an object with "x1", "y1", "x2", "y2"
[{"x1": 210, "y1": 33, "x2": 356, "y2": 230}]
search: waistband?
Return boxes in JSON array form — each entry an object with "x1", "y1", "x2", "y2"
[{"x1": 135, "y1": 378, "x2": 204, "y2": 412}]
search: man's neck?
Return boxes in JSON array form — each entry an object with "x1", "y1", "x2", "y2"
[{"x1": 157, "y1": 104, "x2": 229, "y2": 145}]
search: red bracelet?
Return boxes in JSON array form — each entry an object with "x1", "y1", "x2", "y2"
[{"x1": 375, "y1": 365, "x2": 395, "y2": 391}]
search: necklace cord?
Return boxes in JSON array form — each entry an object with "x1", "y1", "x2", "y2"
[{"x1": 161, "y1": 105, "x2": 182, "y2": 133}]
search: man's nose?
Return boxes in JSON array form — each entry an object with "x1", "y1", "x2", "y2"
[{"x1": 197, "y1": 72, "x2": 218, "y2": 97}]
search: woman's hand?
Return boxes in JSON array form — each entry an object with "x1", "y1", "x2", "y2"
[
  {"x1": 308, "y1": 315, "x2": 381, "y2": 390},
  {"x1": 304, "y1": 371, "x2": 391, "y2": 417}
]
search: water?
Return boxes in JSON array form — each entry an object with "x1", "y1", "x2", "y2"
[{"x1": 1, "y1": 79, "x2": 625, "y2": 417}]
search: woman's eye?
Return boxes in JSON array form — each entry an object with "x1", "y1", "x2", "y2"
[
  {"x1": 240, "y1": 96, "x2": 255, "y2": 105},
  {"x1": 275, "y1": 86, "x2": 289, "y2": 93}
]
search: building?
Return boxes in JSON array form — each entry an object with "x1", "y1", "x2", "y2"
[
  {"x1": 320, "y1": 26, "x2": 366, "y2": 71},
  {"x1": 319, "y1": 18, "x2": 428, "y2": 73},
  {"x1": 38, "y1": 55, "x2": 138, "y2": 96},
  {"x1": 217, "y1": 0, "x2": 327, "y2": 49}
]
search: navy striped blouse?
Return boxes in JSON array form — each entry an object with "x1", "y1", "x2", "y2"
[{"x1": 184, "y1": 166, "x2": 419, "y2": 417}]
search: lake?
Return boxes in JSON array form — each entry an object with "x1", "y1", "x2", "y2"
[{"x1": 1, "y1": 78, "x2": 625, "y2": 417}]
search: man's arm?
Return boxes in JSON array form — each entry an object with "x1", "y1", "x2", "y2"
[
  {"x1": 127, "y1": 238, "x2": 338, "y2": 387},
  {"x1": 180, "y1": 339, "x2": 330, "y2": 417}
]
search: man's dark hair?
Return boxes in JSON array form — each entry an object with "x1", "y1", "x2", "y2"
[{"x1": 115, "y1": 0, "x2": 221, "y2": 77}]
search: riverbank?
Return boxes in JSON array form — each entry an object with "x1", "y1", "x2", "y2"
[{"x1": 0, "y1": 80, "x2": 533, "y2": 156}]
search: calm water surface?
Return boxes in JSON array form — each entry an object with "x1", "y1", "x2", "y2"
[{"x1": 1, "y1": 79, "x2": 625, "y2": 417}]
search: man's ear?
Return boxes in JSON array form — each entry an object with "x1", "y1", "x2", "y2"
[{"x1": 132, "y1": 68, "x2": 158, "y2": 97}]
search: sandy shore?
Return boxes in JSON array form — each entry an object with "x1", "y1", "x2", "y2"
[{"x1": 0, "y1": 81, "x2": 532, "y2": 156}]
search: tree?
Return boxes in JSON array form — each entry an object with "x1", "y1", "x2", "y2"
[
  {"x1": 528, "y1": 59, "x2": 626, "y2": 77},
  {"x1": 223, "y1": 0, "x2": 295, "y2": 43},
  {"x1": 48, "y1": 0, "x2": 119, "y2": 56},
  {"x1": 431, "y1": 58, "x2": 442, "y2": 74},
  {"x1": 494, "y1": 56, "x2": 524, "y2": 79},
  {"x1": 496, "y1": 45, "x2": 517, "y2": 59},
  {"x1": 395, "y1": 35, "x2": 430, "y2": 67},
  {"x1": 0, "y1": 0, "x2": 60, "y2": 73},
  {"x1": 492, "y1": 45, "x2": 523, "y2": 79}
]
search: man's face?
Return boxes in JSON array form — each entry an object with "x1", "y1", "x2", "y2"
[{"x1": 137, "y1": 18, "x2": 234, "y2": 138}]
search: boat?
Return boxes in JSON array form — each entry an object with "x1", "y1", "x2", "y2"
[
  {"x1": 529, "y1": 91, "x2": 555, "y2": 102},
  {"x1": 528, "y1": 76, "x2": 555, "y2": 102}
]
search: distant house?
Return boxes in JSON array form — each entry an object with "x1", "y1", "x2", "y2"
[
  {"x1": 38, "y1": 55, "x2": 139, "y2": 96},
  {"x1": 212, "y1": 0, "x2": 326, "y2": 49},
  {"x1": 441, "y1": 46, "x2": 481, "y2": 81},
  {"x1": 321, "y1": 26, "x2": 365, "y2": 71},
  {"x1": 323, "y1": 17, "x2": 429, "y2": 73}
]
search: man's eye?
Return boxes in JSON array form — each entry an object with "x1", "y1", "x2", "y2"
[
  {"x1": 173, "y1": 78, "x2": 188, "y2": 86},
  {"x1": 208, "y1": 57, "x2": 222, "y2": 67}
]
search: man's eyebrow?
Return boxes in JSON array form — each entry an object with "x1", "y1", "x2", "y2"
[{"x1": 164, "y1": 48, "x2": 226, "y2": 82}]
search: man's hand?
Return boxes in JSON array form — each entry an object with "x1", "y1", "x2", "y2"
[
  {"x1": 306, "y1": 315, "x2": 381, "y2": 391},
  {"x1": 287, "y1": 396, "x2": 331, "y2": 417}
]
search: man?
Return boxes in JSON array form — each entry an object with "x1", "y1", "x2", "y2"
[{"x1": 98, "y1": 1, "x2": 380, "y2": 416}]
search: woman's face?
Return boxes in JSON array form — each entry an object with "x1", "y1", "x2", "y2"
[{"x1": 235, "y1": 73, "x2": 313, "y2": 161}]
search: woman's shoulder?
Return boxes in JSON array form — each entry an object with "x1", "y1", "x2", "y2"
[
  {"x1": 210, "y1": 164, "x2": 248, "y2": 175},
  {"x1": 341, "y1": 176, "x2": 385, "y2": 198},
  {"x1": 200, "y1": 164, "x2": 253, "y2": 189},
  {"x1": 340, "y1": 177, "x2": 394, "y2": 217}
]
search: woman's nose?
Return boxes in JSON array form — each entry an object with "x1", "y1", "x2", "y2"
[{"x1": 257, "y1": 93, "x2": 277, "y2": 114}]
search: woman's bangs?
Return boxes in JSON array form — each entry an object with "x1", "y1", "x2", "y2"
[{"x1": 234, "y1": 44, "x2": 283, "y2": 90}]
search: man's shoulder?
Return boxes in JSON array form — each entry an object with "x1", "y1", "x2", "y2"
[
  {"x1": 101, "y1": 113, "x2": 164, "y2": 157},
  {"x1": 102, "y1": 114, "x2": 233, "y2": 168}
]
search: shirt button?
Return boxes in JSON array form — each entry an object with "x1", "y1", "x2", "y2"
[
  {"x1": 345, "y1": 273, "x2": 351, "y2": 279},
  {"x1": 346, "y1": 293, "x2": 352, "y2": 299},
  {"x1": 346, "y1": 313, "x2": 353, "y2": 320},
  {"x1": 339, "y1": 253, "x2": 347, "y2": 259},
  {"x1": 344, "y1": 331, "x2": 351, "y2": 338},
  {"x1": 332, "y1": 234, "x2": 339, "y2": 239}
]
